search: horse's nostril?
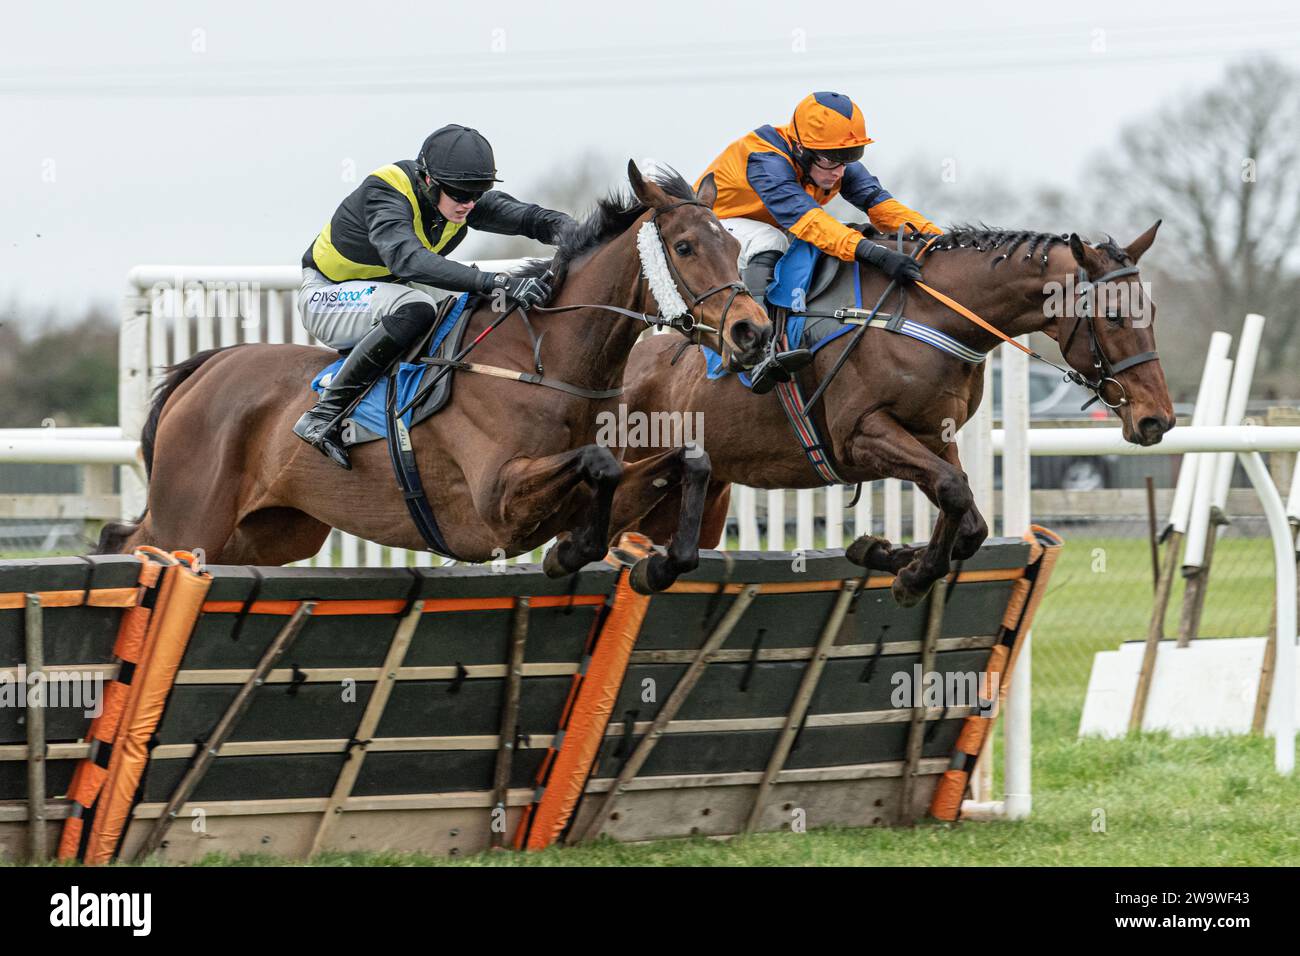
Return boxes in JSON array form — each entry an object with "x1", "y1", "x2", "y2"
[
  {"x1": 1138, "y1": 416, "x2": 1167, "y2": 441},
  {"x1": 732, "y1": 320, "x2": 761, "y2": 350}
]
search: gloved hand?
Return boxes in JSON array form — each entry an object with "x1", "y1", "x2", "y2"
[
  {"x1": 491, "y1": 272, "x2": 553, "y2": 309},
  {"x1": 856, "y1": 239, "x2": 922, "y2": 285},
  {"x1": 542, "y1": 211, "x2": 578, "y2": 245}
]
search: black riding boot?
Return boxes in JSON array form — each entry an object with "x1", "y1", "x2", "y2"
[
  {"x1": 741, "y1": 249, "x2": 782, "y2": 306},
  {"x1": 742, "y1": 251, "x2": 813, "y2": 395},
  {"x1": 292, "y1": 322, "x2": 407, "y2": 470}
]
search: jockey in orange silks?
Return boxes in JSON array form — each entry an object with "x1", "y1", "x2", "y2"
[{"x1": 698, "y1": 91, "x2": 941, "y2": 304}]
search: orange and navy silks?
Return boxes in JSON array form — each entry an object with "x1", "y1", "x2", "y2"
[{"x1": 697, "y1": 94, "x2": 939, "y2": 261}]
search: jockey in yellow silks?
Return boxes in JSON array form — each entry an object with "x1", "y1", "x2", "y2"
[{"x1": 697, "y1": 91, "x2": 941, "y2": 306}]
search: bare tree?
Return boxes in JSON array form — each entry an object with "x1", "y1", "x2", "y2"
[{"x1": 1088, "y1": 57, "x2": 1300, "y2": 386}]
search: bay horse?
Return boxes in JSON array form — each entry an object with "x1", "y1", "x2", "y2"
[
  {"x1": 615, "y1": 223, "x2": 1175, "y2": 604},
  {"x1": 97, "y1": 163, "x2": 771, "y2": 575}
]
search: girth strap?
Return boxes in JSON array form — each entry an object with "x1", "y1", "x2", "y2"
[{"x1": 384, "y1": 366, "x2": 457, "y2": 559}]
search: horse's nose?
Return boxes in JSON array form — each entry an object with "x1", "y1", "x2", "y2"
[
  {"x1": 730, "y1": 318, "x2": 766, "y2": 355},
  {"x1": 1138, "y1": 415, "x2": 1172, "y2": 445}
]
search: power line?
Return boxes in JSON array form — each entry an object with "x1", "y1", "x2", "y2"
[{"x1": 2, "y1": 17, "x2": 1298, "y2": 96}]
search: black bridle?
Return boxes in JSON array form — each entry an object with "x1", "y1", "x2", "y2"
[
  {"x1": 1058, "y1": 264, "x2": 1159, "y2": 410},
  {"x1": 647, "y1": 200, "x2": 751, "y2": 361}
]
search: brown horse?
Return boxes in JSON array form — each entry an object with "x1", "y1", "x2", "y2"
[
  {"x1": 98, "y1": 163, "x2": 771, "y2": 575},
  {"x1": 616, "y1": 223, "x2": 1175, "y2": 603}
]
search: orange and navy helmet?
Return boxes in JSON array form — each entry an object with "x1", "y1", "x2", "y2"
[{"x1": 790, "y1": 92, "x2": 873, "y2": 165}]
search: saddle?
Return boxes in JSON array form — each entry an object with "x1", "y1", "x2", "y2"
[{"x1": 309, "y1": 291, "x2": 476, "y2": 449}]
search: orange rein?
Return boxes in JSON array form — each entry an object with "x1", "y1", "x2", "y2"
[{"x1": 910, "y1": 235, "x2": 1041, "y2": 360}]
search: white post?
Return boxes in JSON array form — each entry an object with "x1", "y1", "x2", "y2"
[
  {"x1": 961, "y1": 360, "x2": 996, "y2": 804},
  {"x1": 1237, "y1": 451, "x2": 1296, "y2": 775},
  {"x1": 1001, "y1": 340, "x2": 1033, "y2": 820},
  {"x1": 884, "y1": 479, "x2": 902, "y2": 543},
  {"x1": 825, "y1": 485, "x2": 844, "y2": 550},
  {"x1": 796, "y1": 489, "x2": 814, "y2": 551},
  {"x1": 1169, "y1": 332, "x2": 1233, "y2": 535},
  {"x1": 854, "y1": 481, "x2": 873, "y2": 538},
  {"x1": 767, "y1": 489, "x2": 785, "y2": 552},
  {"x1": 1183, "y1": 357, "x2": 1234, "y2": 571},
  {"x1": 1210, "y1": 314, "x2": 1265, "y2": 512},
  {"x1": 737, "y1": 486, "x2": 759, "y2": 551}
]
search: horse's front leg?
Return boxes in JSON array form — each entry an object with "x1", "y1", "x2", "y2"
[
  {"x1": 842, "y1": 414, "x2": 974, "y2": 607},
  {"x1": 608, "y1": 444, "x2": 712, "y2": 593}
]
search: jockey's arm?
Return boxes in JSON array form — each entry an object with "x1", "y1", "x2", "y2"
[
  {"x1": 467, "y1": 191, "x2": 575, "y2": 244},
  {"x1": 746, "y1": 152, "x2": 868, "y2": 261},
  {"x1": 840, "y1": 163, "x2": 941, "y2": 237},
  {"x1": 363, "y1": 183, "x2": 495, "y2": 293}
]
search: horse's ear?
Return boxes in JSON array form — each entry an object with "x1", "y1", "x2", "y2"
[
  {"x1": 1125, "y1": 219, "x2": 1162, "y2": 263},
  {"x1": 627, "y1": 159, "x2": 646, "y2": 199},
  {"x1": 1068, "y1": 233, "x2": 1106, "y2": 275},
  {"x1": 695, "y1": 172, "x2": 718, "y2": 210},
  {"x1": 627, "y1": 159, "x2": 670, "y2": 208}
]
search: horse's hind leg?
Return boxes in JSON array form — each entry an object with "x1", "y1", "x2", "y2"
[{"x1": 843, "y1": 415, "x2": 973, "y2": 607}]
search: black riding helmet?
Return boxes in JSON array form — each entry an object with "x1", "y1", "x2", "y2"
[{"x1": 417, "y1": 124, "x2": 502, "y2": 203}]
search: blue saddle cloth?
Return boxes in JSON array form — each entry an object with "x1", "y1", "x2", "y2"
[
  {"x1": 309, "y1": 293, "x2": 469, "y2": 433},
  {"x1": 702, "y1": 240, "x2": 852, "y2": 386}
]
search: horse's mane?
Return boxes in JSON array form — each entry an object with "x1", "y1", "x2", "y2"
[
  {"x1": 511, "y1": 167, "x2": 698, "y2": 282},
  {"x1": 924, "y1": 224, "x2": 1131, "y2": 272}
]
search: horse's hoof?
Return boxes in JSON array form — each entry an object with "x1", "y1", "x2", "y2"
[
  {"x1": 890, "y1": 568, "x2": 929, "y2": 608},
  {"x1": 629, "y1": 556, "x2": 675, "y2": 594},
  {"x1": 846, "y1": 535, "x2": 892, "y2": 569},
  {"x1": 542, "y1": 544, "x2": 570, "y2": 579}
]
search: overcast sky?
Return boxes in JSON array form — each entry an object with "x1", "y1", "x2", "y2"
[{"x1": 3, "y1": 0, "x2": 1300, "y2": 322}]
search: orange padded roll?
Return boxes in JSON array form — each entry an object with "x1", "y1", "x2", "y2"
[
  {"x1": 519, "y1": 571, "x2": 650, "y2": 850},
  {"x1": 58, "y1": 551, "x2": 170, "y2": 861},
  {"x1": 82, "y1": 561, "x2": 210, "y2": 864}
]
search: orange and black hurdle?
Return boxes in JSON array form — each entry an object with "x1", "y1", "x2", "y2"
[{"x1": 0, "y1": 529, "x2": 1061, "y2": 862}]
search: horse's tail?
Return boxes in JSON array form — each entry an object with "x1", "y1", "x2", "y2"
[{"x1": 94, "y1": 345, "x2": 239, "y2": 554}]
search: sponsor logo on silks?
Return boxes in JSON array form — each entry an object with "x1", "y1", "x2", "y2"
[{"x1": 309, "y1": 286, "x2": 379, "y2": 306}]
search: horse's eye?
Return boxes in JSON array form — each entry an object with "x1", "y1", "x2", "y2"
[{"x1": 674, "y1": 241, "x2": 692, "y2": 256}]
